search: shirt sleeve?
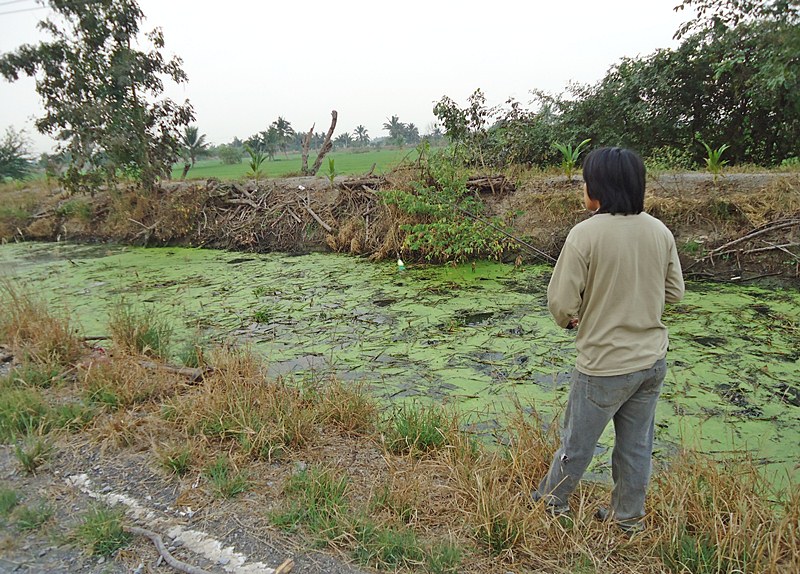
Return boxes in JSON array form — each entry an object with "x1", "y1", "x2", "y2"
[
  {"x1": 665, "y1": 240, "x2": 685, "y2": 303},
  {"x1": 547, "y1": 240, "x2": 587, "y2": 328}
]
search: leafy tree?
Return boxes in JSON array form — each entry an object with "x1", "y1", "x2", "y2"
[
  {"x1": 0, "y1": 0, "x2": 194, "y2": 192},
  {"x1": 217, "y1": 144, "x2": 243, "y2": 165},
  {"x1": 433, "y1": 89, "x2": 501, "y2": 168},
  {"x1": 179, "y1": 125, "x2": 208, "y2": 179},
  {"x1": 673, "y1": 0, "x2": 798, "y2": 39},
  {"x1": 0, "y1": 127, "x2": 34, "y2": 180},
  {"x1": 354, "y1": 125, "x2": 370, "y2": 146}
]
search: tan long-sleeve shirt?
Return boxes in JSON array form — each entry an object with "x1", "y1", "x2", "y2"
[{"x1": 547, "y1": 212, "x2": 685, "y2": 376}]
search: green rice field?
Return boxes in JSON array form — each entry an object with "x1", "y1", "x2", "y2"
[{"x1": 171, "y1": 148, "x2": 418, "y2": 181}]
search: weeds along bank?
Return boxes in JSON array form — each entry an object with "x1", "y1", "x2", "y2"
[
  {"x1": 1, "y1": 168, "x2": 799, "y2": 281},
  {"x1": 0, "y1": 284, "x2": 798, "y2": 574}
]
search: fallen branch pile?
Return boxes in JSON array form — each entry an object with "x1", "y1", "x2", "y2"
[
  {"x1": 196, "y1": 178, "x2": 339, "y2": 252},
  {"x1": 686, "y1": 218, "x2": 800, "y2": 272}
]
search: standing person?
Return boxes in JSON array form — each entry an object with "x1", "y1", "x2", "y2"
[{"x1": 532, "y1": 147, "x2": 685, "y2": 533}]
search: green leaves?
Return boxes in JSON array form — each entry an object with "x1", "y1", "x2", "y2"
[
  {"x1": 553, "y1": 138, "x2": 591, "y2": 182},
  {"x1": 698, "y1": 138, "x2": 730, "y2": 183}
]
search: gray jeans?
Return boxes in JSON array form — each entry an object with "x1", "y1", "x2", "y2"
[{"x1": 535, "y1": 358, "x2": 667, "y2": 522}]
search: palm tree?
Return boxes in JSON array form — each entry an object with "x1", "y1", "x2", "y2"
[
  {"x1": 354, "y1": 125, "x2": 369, "y2": 147},
  {"x1": 335, "y1": 132, "x2": 353, "y2": 148},
  {"x1": 383, "y1": 115, "x2": 406, "y2": 146},
  {"x1": 180, "y1": 125, "x2": 208, "y2": 179},
  {"x1": 404, "y1": 123, "x2": 420, "y2": 145},
  {"x1": 271, "y1": 116, "x2": 295, "y2": 157}
]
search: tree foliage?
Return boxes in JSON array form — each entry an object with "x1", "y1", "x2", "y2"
[
  {"x1": 0, "y1": 0, "x2": 194, "y2": 192},
  {"x1": 433, "y1": 4, "x2": 799, "y2": 168},
  {"x1": 0, "y1": 127, "x2": 34, "y2": 180}
]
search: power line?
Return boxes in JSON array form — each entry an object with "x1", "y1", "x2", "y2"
[
  {"x1": 0, "y1": 5, "x2": 45, "y2": 16},
  {"x1": 0, "y1": 0, "x2": 36, "y2": 7},
  {"x1": 0, "y1": 0, "x2": 107, "y2": 17}
]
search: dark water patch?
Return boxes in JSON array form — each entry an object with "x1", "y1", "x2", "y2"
[
  {"x1": 265, "y1": 354, "x2": 329, "y2": 378},
  {"x1": 227, "y1": 257, "x2": 256, "y2": 264},
  {"x1": 692, "y1": 335, "x2": 728, "y2": 347},
  {"x1": 374, "y1": 298, "x2": 396, "y2": 307},
  {"x1": 750, "y1": 303, "x2": 772, "y2": 316},
  {"x1": 716, "y1": 383, "x2": 750, "y2": 407},
  {"x1": 774, "y1": 383, "x2": 800, "y2": 407},
  {"x1": 457, "y1": 311, "x2": 494, "y2": 326},
  {"x1": 533, "y1": 371, "x2": 572, "y2": 388},
  {"x1": 734, "y1": 406, "x2": 764, "y2": 418}
]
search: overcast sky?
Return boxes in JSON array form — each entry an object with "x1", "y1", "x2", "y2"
[{"x1": 0, "y1": 0, "x2": 692, "y2": 154}]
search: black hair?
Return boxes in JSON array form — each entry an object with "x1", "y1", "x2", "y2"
[{"x1": 582, "y1": 147, "x2": 645, "y2": 215}]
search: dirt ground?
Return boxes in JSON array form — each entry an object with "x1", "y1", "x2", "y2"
[{"x1": 0, "y1": 414, "x2": 375, "y2": 574}]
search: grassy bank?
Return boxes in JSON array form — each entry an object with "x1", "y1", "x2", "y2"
[{"x1": 0, "y1": 282, "x2": 797, "y2": 573}]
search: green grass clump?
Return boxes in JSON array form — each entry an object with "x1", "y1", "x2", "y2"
[
  {"x1": 74, "y1": 505, "x2": 131, "y2": 556},
  {"x1": 271, "y1": 466, "x2": 349, "y2": 539},
  {"x1": 0, "y1": 386, "x2": 50, "y2": 441},
  {"x1": 204, "y1": 456, "x2": 249, "y2": 498},
  {"x1": 424, "y1": 540, "x2": 462, "y2": 574},
  {"x1": 8, "y1": 363, "x2": 65, "y2": 388},
  {"x1": 156, "y1": 443, "x2": 193, "y2": 477},
  {"x1": 385, "y1": 402, "x2": 455, "y2": 455},
  {"x1": 14, "y1": 435, "x2": 53, "y2": 474},
  {"x1": 352, "y1": 519, "x2": 423, "y2": 569},
  {"x1": 54, "y1": 198, "x2": 93, "y2": 221},
  {"x1": 0, "y1": 487, "x2": 21, "y2": 517},
  {"x1": 108, "y1": 303, "x2": 173, "y2": 359},
  {"x1": 15, "y1": 500, "x2": 54, "y2": 531}
]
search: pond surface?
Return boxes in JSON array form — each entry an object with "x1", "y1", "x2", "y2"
[{"x1": 1, "y1": 242, "x2": 798, "y2": 486}]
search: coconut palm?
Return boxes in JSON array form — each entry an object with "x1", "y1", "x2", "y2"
[
  {"x1": 335, "y1": 132, "x2": 353, "y2": 148},
  {"x1": 180, "y1": 125, "x2": 208, "y2": 179},
  {"x1": 271, "y1": 116, "x2": 295, "y2": 157},
  {"x1": 354, "y1": 125, "x2": 370, "y2": 146},
  {"x1": 404, "y1": 123, "x2": 420, "y2": 145},
  {"x1": 383, "y1": 115, "x2": 406, "y2": 146}
]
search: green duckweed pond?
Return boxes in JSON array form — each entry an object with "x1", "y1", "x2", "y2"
[{"x1": 1, "y1": 242, "x2": 798, "y2": 485}]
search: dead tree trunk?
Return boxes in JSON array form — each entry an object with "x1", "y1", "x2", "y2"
[
  {"x1": 300, "y1": 124, "x2": 315, "y2": 175},
  {"x1": 301, "y1": 110, "x2": 338, "y2": 176}
]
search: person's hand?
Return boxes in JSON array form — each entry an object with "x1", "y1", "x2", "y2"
[{"x1": 566, "y1": 317, "x2": 580, "y2": 330}]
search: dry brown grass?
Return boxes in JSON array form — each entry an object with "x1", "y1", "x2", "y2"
[
  {"x1": 0, "y1": 181, "x2": 51, "y2": 241},
  {"x1": 79, "y1": 354, "x2": 181, "y2": 410},
  {"x1": 163, "y1": 347, "x2": 319, "y2": 462},
  {"x1": 0, "y1": 281, "x2": 83, "y2": 366}
]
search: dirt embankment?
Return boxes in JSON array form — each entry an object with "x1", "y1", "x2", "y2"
[{"x1": 4, "y1": 170, "x2": 800, "y2": 282}]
